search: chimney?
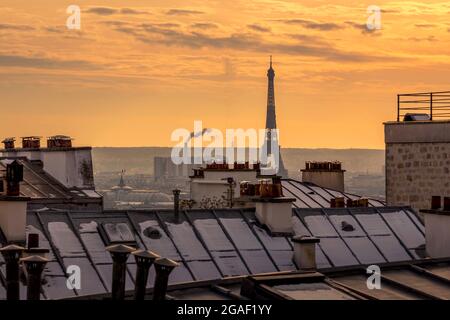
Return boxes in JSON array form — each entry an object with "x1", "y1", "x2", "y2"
[
  {"x1": 330, "y1": 197, "x2": 345, "y2": 208},
  {"x1": 173, "y1": 189, "x2": 181, "y2": 223},
  {"x1": 292, "y1": 236, "x2": 320, "y2": 270},
  {"x1": 21, "y1": 136, "x2": 41, "y2": 149},
  {"x1": 0, "y1": 244, "x2": 25, "y2": 300},
  {"x1": 2, "y1": 137, "x2": 16, "y2": 150},
  {"x1": 27, "y1": 233, "x2": 39, "y2": 249},
  {"x1": 153, "y1": 258, "x2": 179, "y2": 301},
  {"x1": 22, "y1": 233, "x2": 49, "y2": 259},
  {"x1": 20, "y1": 255, "x2": 49, "y2": 300},
  {"x1": 431, "y1": 196, "x2": 441, "y2": 210},
  {"x1": 106, "y1": 244, "x2": 136, "y2": 300},
  {"x1": 5, "y1": 160, "x2": 23, "y2": 197},
  {"x1": 444, "y1": 197, "x2": 450, "y2": 211},
  {"x1": 46, "y1": 135, "x2": 73, "y2": 148},
  {"x1": 421, "y1": 198, "x2": 450, "y2": 258},
  {"x1": 132, "y1": 250, "x2": 160, "y2": 300},
  {"x1": 0, "y1": 163, "x2": 29, "y2": 243},
  {"x1": 40, "y1": 138, "x2": 95, "y2": 189},
  {"x1": 253, "y1": 197, "x2": 295, "y2": 235},
  {"x1": 301, "y1": 161, "x2": 345, "y2": 192}
]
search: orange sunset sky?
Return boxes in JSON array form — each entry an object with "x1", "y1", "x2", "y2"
[{"x1": 1, "y1": 0, "x2": 449, "y2": 148}]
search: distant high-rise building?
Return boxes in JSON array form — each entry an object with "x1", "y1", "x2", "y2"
[{"x1": 262, "y1": 56, "x2": 288, "y2": 178}]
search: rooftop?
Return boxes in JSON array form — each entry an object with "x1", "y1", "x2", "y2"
[
  {"x1": 0, "y1": 157, "x2": 101, "y2": 210},
  {"x1": 396, "y1": 91, "x2": 450, "y2": 122},
  {"x1": 281, "y1": 179, "x2": 385, "y2": 208},
  {"x1": 78, "y1": 258, "x2": 450, "y2": 300},
  {"x1": 0, "y1": 205, "x2": 425, "y2": 299}
]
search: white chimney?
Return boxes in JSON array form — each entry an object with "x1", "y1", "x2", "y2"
[
  {"x1": 421, "y1": 209, "x2": 450, "y2": 258},
  {"x1": 40, "y1": 144, "x2": 95, "y2": 189},
  {"x1": 292, "y1": 235, "x2": 320, "y2": 270},
  {"x1": 301, "y1": 161, "x2": 345, "y2": 192},
  {"x1": 0, "y1": 196, "x2": 29, "y2": 243},
  {"x1": 254, "y1": 197, "x2": 295, "y2": 235}
]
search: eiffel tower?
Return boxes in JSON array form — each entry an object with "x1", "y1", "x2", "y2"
[{"x1": 262, "y1": 56, "x2": 288, "y2": 178}]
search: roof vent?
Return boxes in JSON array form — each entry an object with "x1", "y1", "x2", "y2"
[
  {"x1": 341, "y1": 221, "x2": 355, "y2": 232},
  {"x1": 403, "y1": 113, "x2": 430, "y2": 121},
  {"x1": 143, "y1": 226, "x2": 162, "y2": 239}
]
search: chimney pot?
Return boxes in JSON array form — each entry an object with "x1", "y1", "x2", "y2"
[
  {"x1": 152, "y1": 258, "x2": 179, "y2": 301},
  {"x1": 20, "y1": 255, "x2": 49, "y2": 300},
  {"x1": 106, "y1": 244, "x2": 136, "y2": 300},
  {"x1": 132, "y1": 250, "x2": 160, "y2": 300},
  {"x1": 2, "y1": 138, "x2": 15, "y2": 150},
  {"x1": 46, "y1": 135, "x2": 73, "y2": 148},
  {"x1": 21, "y1": 137, "x2": 41, "y2": 149},
  {"x1": 0, "y1": 244, "x2": 25, "y2": 300},
  {"x1": 173, "y1": 189, "x2": 181, "y2": 223}
]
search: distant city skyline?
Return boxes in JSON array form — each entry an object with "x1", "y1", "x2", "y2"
[{"x1": 1, "y1": 1, "x2": 449, "y2": 148}]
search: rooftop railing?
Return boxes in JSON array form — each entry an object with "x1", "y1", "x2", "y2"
[{"x1": 397, "y1": 91, "x2": 450, "y2": 121}]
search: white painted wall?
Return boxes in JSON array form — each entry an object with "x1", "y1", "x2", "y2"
[
  {"x1": 190, "y1": 180, "x2": 230, "y2": 205},
  {"x1": 0, "y1": 150, "x2": 41, "y2": 161},
  {"x1": 0, "y1": 147, "x2": 95, "y2": 189},
  {"x1": 262, "y1": 201, "x2": 293, "y2": 234},
  {"x1": 0, "y1": 200, "x2": 27, "y2": 242},
  {"x1": 424, "y1": 213, "x2": 450, "y2": 258},
  {"x1": 190, "y1": 169, "x2": 261, "y2": 207},
  {"x1": 302, "y1": 171, "x2": 345, "y2": 192},
  {"x1": 293, "y1": 241, "x2": 317, "y2": 269},
  {"x1": 39, "y1": 148, "x2": 94, "y2": 188}
]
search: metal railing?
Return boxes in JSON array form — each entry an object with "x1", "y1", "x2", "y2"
[{"x1": 397, "y1": 91, "x2": 450, "y2": 121}]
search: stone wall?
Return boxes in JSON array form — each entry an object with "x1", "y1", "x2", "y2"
[{"x1": 386, "y1": 142, "x2": 450, "y2": 211}]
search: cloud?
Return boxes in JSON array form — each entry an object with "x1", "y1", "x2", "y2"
[
  {"x1": 166, "y1": 9, "x2": 204, "y2": 16},
  {"x1": 247, "y1": 24, "x2": 271, "y2": 33},
  {"x1": 85, "y1": 7, "x2": 118, "y2": 16},
  {"x1": 154, "y1": 23, "x2": 180, "y2": 28},
  {"x1": 126, "y1": 24, "x2": 395, "y2": 62},
  {"x1": 408, "y1": 36, "x2": 437, "y2": 42},
  {"x1": 120, "y1": 8, "x2": 148, "y2": 15},
  {"x1": 345, "y1": 21, "x2": 380, "y2": 35},
  {"x1": 85, "y1": 7, "x2": 148, "y2": 16},
  {"x1": 415, "y1": 23, "x2": 436, "y2": 28},
  {"x1": 44, "y1": 26, "x2": 65, "y2": 33},
  {"x1": 0, "y1": 23, "x2": 34, "y2": 31},
  {"x1": 191, "y1": 23, "x2": 218, "y2": 30},
  {"x1": 275, "y1": 19, "x2": 342, "y2": 31},
  {"x1": 0, "y1": 54, "x2": 99, "y2": 70}
]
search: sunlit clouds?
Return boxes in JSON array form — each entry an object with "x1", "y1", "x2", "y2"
[{"x1": 0, "y1": 0, "x2": 449, "y2": 148}]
